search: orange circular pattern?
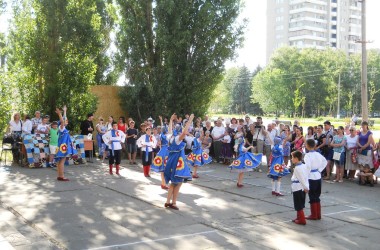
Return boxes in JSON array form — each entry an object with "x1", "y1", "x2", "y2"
[
  {"x1": 245, "y1": 160, "x2": 252, "y2": 166},
  {"x1": 60, "y1": 143, "x2": 67, "y2": 154},
  {"x1": 154, "y1": 156, "x2": 162, "y2": 166},
  {"x1": 176, "y1": 157, "x2": 185, "y2": 170},
  {"x1": 233, "y1": 160, "x2": 241, "y2": 166}
]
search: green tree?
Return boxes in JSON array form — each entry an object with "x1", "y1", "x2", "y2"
[
  {"x1": 7, "y1": 0, "x2": 115, "y2": 129},
  {"x1": 117, "y1": 0, "x2": 245, "y2": 121}
]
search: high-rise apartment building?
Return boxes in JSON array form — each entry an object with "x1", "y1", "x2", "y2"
[{"x1": 266, "y1": 0, "x2": 362, "y2": 62}]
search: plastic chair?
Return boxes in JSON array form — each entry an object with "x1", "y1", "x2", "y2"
[{"x1": 1, "y1": 135, "x2": 14, "y2": 165}]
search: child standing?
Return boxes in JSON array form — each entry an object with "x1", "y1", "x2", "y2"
[
  {"x1": 290, "y1": 150, "x2": 310, "y2": 225},
  {"x1": 137, "y1": 127, "x2": 157, "y2": 177},
  {"x1": 48, "y1": 121, "x2": 59, "y2": 168},
  {"x1": 304, "y1": 139, "x2": 327, "y2": 220},
  {"x1": 267, "y1": 137, "x2": 290, "y2": 196},
  {"x1": 229, "y1": 138, "x2": 262, "y2": 188},
  {"x1": 102, "y1": 122, "x2": 126, "y2": 175},
  {"x1": 221, "y1": 130, "x2": 233, "y2": 164}
]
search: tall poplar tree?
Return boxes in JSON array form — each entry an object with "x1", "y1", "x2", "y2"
[{"x1": 117, "y1": 0, "x2": 245, "y2": 120}]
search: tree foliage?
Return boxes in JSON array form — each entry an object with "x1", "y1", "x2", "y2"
[
  {"x1": 117, "y1": 0, "x2": 245, "y2": 121},
  {"x1": 6, "y1": 0, "x2": 115, "y2": 130},
  {"x1": 251, "y1": 47, "x2": 380, "y2": 117}
]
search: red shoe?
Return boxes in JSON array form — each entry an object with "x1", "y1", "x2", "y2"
[
  {"x1": 161, "y1": 185, "x2": 169, "y2": 190},
  {"x1": 57, "y1": 177, "x2": 70, "y2": 181},
  {"x1": 272, "y1": 191, "x2": 276, "y2": 195},
  {"x1": 237, "y1": 183, "x2": 244, "y2": 188},
  {"x1": 115, "y1": 164, "x2": 120, "y2": 175},
  {"x1": 192, "y1": 174, "x2": 199, "y2": 178},
  {"x1": 164, "y1": 203, "x2": 172, "y2": 208},
  {"x1": 276, "y1": 192, "x2": 284, "y2": 196}
]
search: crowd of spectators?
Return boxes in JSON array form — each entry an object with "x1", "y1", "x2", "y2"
[{"x1": 5, "y1": 112, "x2": 379, "y2": 186}]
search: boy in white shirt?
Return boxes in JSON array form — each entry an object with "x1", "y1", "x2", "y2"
[
  {"x1": 102, "y1": 122, "x2": 126, "y2": 175},
  {"x1": 136, "y1": 127, "x2": 157, "y2": 177},
  {"x1": 304, "y1": 139, "x2": 327, "y2": 220},
  {"x1": 291, "y1": 150, "x2": 310, "y2": 225}
]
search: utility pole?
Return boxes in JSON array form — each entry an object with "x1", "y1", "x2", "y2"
[{"x1": 357, "y1": 0, "x2": 368, "y2": 121}]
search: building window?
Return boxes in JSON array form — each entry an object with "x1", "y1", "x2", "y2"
[
  {"x1": 331, "y1": 34, "x2": 337, "y2": 39},
  {"x1": 331, "y1": 42, "x2": 337, "y2": 47},
  {"x1": 331, "y1": 0, "x2": 337, "y2": 3},
  {"x1": 332, "y1": 16, "x2": 337, "y2": 21},
  {"x1": 332, "y1": 7, "x2": 337, "y2": 12},
  {"x1": 331, "y1": 25, "x2": 337, "y2": 30}
]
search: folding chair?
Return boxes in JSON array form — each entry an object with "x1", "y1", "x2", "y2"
[{"x1": 1, "y1": 134, "x2": 15, "y2": 165}]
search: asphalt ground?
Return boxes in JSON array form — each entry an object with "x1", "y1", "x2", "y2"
[{"x1": 0, "y1": 157, "x2": 379, "y2": 250}]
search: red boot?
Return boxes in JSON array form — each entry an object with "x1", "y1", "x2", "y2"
[
  {"x1": 109, "y1": 164, "x2": 113, "y2": 175},
  {"x1": 116, "y1": 165, "x2": 120, "y2": 175},
  {"x1": 146, "y1": 165, "x2": 151, "y2": 177},
  {"x1": 293, "y1": 210, "x2": 306, "y2": 225},
  {"x1": 306, "y1": 203, "x2": 318, "y2": 220},
  {"x1": 317, "y1": 202, "x2": 321, "y2": 220}
]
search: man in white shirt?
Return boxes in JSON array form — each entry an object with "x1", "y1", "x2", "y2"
[
  {"x1": 264, "y1": 123, "x2": 277, "y2": 165},
  {"x1": 103, "y1": 122, "x2": 126, "y2": 175},
  {"x1": 211, "y1": 119, "x2": 225, "y2": 163},
  {"x1": 252, "y1": 117, "x2": 267, "y2": 154}
]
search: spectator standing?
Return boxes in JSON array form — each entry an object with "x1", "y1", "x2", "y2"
[
  {"x1": 126, "y1": 121, "x2": 138, "y2": 164},
  {"x1": 345, "y1": 126, "x2": 359, "y2": 180},
  {"x1": 8, "y1": 113, "x2": 22, "y2": 163},
  {"x1": 80, "y1": 113, "x2": 94, "y2": 157},
  {"x1": 252, "y1": 117, "x2": 267, "y2": 156},
  {"x1": 95, "y1": 117, "x2": 107, "y2": 159},
  {"x1": 356, "y1": 121, "x2": 375, "y2": 169},
  {"x1": 264, "y1": 123, "x2": 277, "y2": 166},
  {"x1": 80, "y1": 113, "x2": 94, "y2": 136},
  {"x1": 211, "y1": 119, "x2": 225, "y2": 163},
  {"x1": 331, "y1": 126, "x2": 347, "y2": 183},
  {"x1": 22, "y1": 114, "x2": 33, "y2": 136},
  {"x1": 31, "y1": 111, "x2": 42, "y2": 134},
  {"x1": 323, "y1": 121, "x2": 335, "y2": 180}
]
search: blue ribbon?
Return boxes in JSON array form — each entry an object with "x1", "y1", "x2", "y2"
[{"x1": 145, "y1": 134, "x2": 150, "y2": 162}]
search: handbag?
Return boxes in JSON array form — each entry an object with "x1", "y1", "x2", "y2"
[
  {"x1": 351, "y1": 149, "x2": 357, "y2": 164},
  {"x1": 333, "y1": 151, "x2": 341, "y2": 161}
]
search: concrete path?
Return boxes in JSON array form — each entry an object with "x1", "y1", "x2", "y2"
[{"x1": 0, "y1": 159, "x2": 379, "y2": 250}]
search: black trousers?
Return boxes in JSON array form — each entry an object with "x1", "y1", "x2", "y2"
[
  {"x1": 293, "y1": 190, "x2": 306, "y2": 211},
  {"x1": 141, "y1": 151, "x2": 153, "y2": 166},
  {"x1": 108, "y1": 150, "x2": 121, "y2": 165},
  {"x1": 308, "y1": 179, "x2": 322, "y2": 204}
]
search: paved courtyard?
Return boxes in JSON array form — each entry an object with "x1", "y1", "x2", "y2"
[{"x1": 0, "y1": 159, "x2": 379, "y2": 250}]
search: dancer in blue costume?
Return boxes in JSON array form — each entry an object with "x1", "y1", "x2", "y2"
[
  {"x1": 164, "y1": 114, "x2": 194, "y2": 210},
  {"x1": 55, "y1": 106, "x2": 77, "y2": 181},
  {"x1": 267, "y1": 137, "x2": 291, "y2": 196},
  {"x1": 229, "y1": 137, "x2": 262, "y2": 188},
  {"x1": 152, "y1": 115, "x2": 170, "y2": 189},
  {"x1": 186, "y1": 132, "x2": 212, "y2": 178}
]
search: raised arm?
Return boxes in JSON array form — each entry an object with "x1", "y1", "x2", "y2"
[
  {"x1": 179, "y1": 114, "x2": 194, "y2": 141},
  {"x1": 168, "y1": 113, "x2": 176, "y2": 135},
  {"x1": 55, "y1": 107, "x2": 64, "y2": 130}
]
